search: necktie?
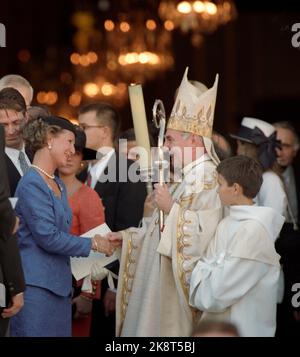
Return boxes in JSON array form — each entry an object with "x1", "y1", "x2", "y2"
[{"x1": 18, "y1": 151, "x2": 30, "y2": 175}]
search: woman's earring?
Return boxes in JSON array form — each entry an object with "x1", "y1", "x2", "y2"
[
  {"x1": 80, "y1": 162, "x2": 84, "y2": 167},
  {"x1": 48, "y1": 144, "x2": 52, "y2": 150}
]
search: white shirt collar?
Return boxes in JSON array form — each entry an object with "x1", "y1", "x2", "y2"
[
  {"x1": 5, "y1": 144, "x2": 26, "y2": 157},
  {"x1": 88, "y1": 148, "x2": 115, "y2": 189},
  {"x1": 5, "y1": 145, "x2": 30, "y2": 176}
]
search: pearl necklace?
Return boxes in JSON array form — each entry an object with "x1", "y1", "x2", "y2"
[{"x1": 31, "y1": 165, "x2": 55, "y2": 179}]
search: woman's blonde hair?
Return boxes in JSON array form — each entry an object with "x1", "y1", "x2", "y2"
[{"x1": 23, "y1": 118, "x2": 62, "y2": 154}]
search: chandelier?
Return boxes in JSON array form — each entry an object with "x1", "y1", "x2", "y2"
[
  {"x1": 102, "y1": 9, "x2": 174, "y2": 84},
  {"x1": 158, "y1": 0, "x2": 237, "y2": 46},
  {"x1": 69, "y1": 11, "x2": 129, "y2": 108},
  {"x1": 67, "y1": 3, "x2": 174, "y2": 111}
]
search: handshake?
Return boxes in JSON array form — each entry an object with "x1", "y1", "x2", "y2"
[{"x1": 91, "y1": 232, "x2": 123, "y2": 256}]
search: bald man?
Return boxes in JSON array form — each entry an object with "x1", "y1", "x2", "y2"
[{"x1": 0, "y1": 74, "x2": 33, "y2": 106}]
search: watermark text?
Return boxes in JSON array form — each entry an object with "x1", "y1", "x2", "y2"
[
  {"x1": 0, "y1": 23, "x2": 6, "y2": 47},
  {"x1": 291, "y1": 23, "x2": 300, "y2": 48}
]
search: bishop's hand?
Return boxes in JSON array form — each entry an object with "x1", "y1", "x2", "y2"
[
  {"x1": 154, "y1": 183, "x2": 174, "y2": 214},
  {"x1": 143, "y1": 191, "x2": 156, "y2": 217},
  {"x1": 107, "y1": 232, "x2": 123, "y2": 248}
]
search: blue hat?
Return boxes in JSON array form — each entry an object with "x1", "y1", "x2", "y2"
[{"x1": 230, "y1": 117, "x2": 281, "y2": 170}]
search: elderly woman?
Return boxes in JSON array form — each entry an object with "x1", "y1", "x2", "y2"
[
  {"x1": 10, "y1": 116, "x2": 113, "y2": 337},
  {"x1": 58, "y1": 128, "x2": 105, "y2": 337}
]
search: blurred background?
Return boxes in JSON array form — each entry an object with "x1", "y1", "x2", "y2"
[{"x1": 1, "y1": 0, "x2": 300, "y2": 148}]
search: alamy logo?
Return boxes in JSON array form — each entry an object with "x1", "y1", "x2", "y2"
[
  {"x1": 291, "y1": 283, "x2": 300, "y2": 308},
  {"x1": 291, "y1": 23, "x2": 300, "y2": 48},
  {"x1": 0, "y1": 23, "x2": 6, "y2": 47}
]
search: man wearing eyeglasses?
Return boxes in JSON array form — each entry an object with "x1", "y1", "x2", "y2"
[
  {"x1": 0, "y1": 88, "x2": 31, "y2": 196},
  {"x1": 78, "y1": 102, "x2": 147, "y2": 337},
  {"x1": 274, "y1": 121, "x2": 300, "y2": 337}
]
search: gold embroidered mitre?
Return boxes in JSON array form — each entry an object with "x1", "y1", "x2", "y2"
[{"x1": 167, "y1": 67, "x2": 219, "y2": 138}]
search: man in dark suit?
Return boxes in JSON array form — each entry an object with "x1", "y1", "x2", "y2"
[
  {"x1": 0, "y1": 125, "x2": 25, "y2": 337},
  {"x1": 0, "y1": 88, "x2": 31, "y2": 196},
  {"x1": 274, "y1": 121, "x2": 300, "y2": 336},
  {"x1": 78, "y1": 102, "x2": 147, "y2": 337}
]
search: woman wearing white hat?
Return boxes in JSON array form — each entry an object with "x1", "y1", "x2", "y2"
[{"x1": 231, "y1": 117, "x2": 288, "y2": 222}]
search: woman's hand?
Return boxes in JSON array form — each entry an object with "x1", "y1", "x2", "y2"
[
  {"x1": 92, "y1": 234, "x2": 114, "y2": 256},
  {"x1": 72, "y1": 295, "x2": 93, "y2": 319},
  {"x1": 1, "y1": 292, "x2": 24, "y2": 319}
]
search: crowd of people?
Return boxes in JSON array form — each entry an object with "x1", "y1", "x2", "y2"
[{"x1": 0, "y1": 70, "x2": 299, "y2": 337}]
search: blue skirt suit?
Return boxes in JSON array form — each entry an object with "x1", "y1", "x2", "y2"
[{"x1": 10, "y1": 169, "x2": 92, "y2": 337}]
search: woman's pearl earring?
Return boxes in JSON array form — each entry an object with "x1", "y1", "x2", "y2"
[{"x1": 48, "y1": 144, "x2": 52, "y2": 150}]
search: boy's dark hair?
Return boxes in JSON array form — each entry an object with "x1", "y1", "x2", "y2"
[
  {"x1": 0, "y1": 87, "x2": 26, "y2": 113},
  {"x1": 217, "y1": 155, "x2": 263, "y2": 199},
  {"x1": 79, "y1": 102, "x2": 121, "y2": 142}
]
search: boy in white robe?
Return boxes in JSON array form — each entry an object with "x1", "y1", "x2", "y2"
[{"x1": 189, "y1": 155, "x2": 285, "y2": 337}]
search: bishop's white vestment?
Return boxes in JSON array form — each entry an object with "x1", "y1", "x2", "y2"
[{"x1": 116, "y1": 154, "x2": 223, "y2": 337}]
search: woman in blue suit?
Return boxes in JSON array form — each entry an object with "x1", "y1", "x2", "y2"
[{"x1": 10, "y1": 116, "x2": 113, "y2": 337}]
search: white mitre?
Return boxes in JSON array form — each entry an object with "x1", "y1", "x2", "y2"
[{"x1": 167, "y1": 67, "x2": 220, "y2": 165}]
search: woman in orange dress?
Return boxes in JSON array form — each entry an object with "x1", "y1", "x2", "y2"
[{"x1": 59, "y1": 128, "x2": 105, "y2": 337}]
